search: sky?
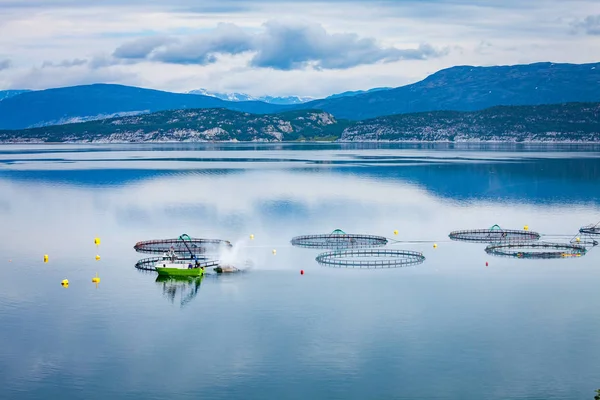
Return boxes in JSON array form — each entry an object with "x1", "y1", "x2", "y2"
[{"x1": 0, "y1": 0, "x2": 599, "y2": 98}]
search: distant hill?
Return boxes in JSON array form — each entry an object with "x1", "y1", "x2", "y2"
[
  {"x1": 340, "y1": 102, "x2": 600, "y2": 142},
  {"x1": 0, "y1": 90, "x2": 31, "y2": 101},
  {"x1": 0, "y1": 108, "x2": 344, "y2": 143},
  {"x1": 325, "y1": 87, "x2": 392, "y2": 99},
  {"x1": 0, "y1": 84, "x2": 289, "y2": 130},
  {"x1": 293, "y1": 62, "x2": 600, "y2": 120},
  {"x1": 1, "y1": 102, "x2": 598, "y2": 143},
  {"x1": 187, "y1": 89, "x2": 314, "y2": 105}
]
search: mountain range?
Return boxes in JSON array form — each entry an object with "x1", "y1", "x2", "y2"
[
  {"x1": 186, "y1": 89, "x2": 314, "y2": 104},
  {"x1": 1, "y1": 102, "x2": 598, "y2": 143},
  {"x1": 0, "y1": 61, "x2": 599, "y2": 140}
]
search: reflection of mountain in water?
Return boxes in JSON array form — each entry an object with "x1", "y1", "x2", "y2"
[
  {"x1": 156, "y1": 275, "x2": 203, "y2": 308},
  {"x1": 1, "y1": 153, "x2": 599, "y2": 205},
  {"x1": 327, "y1": 156, "x2": 600, "y2": 205}
]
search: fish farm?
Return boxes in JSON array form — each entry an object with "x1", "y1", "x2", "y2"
[
  {"x1": 484, "y1": 242, "x2": 589, "y2": 259},
  {"x1": 315, "y1": 249, "x2": 426, "y2": 268},
  {"x1": 133, "y1": 233, "x2": 235, "y2": 274},
  {"x1": 449, "y1": 224, "x2": 541, "y2": 243},
  {"x1": 291, "y1": 229, "x2": 388, "y2": 249}
]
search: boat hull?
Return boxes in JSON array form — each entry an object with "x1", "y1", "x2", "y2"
[{"x1": 155, "y1": 267, "x2": 204, "y2": 277}]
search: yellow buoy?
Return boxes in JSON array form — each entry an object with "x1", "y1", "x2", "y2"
[
  {"x1": 433, "y1": 243, "x2": 438, "y2": 248},
  {"x1": 61, "y1": 279, "x2": 69, "y2": 286},
  {"x1": 94, "y1": 237, "x2": 101, "y2": 246},
  {"x1": 524, "y1": 225, "x2": 529, "y2": 231},
  {"x1": 250, "y1": 234, "x2": 254, "y2": 240},
  {"x1": 576, "y1": 237, "x2": 581, "y2": 242},
  {"x1": 272, "y1": 249, "x2": 276, "y2": 255},
  {"x1": 92, "y1": 273, "x2": 100, "y2": 283},
  {"x1": 95, "y1": 255, "x2": 101, "y2": 261},
  {"x1": 393, "y1": 230, "x2": 398, "y2": 235},
  {"x1": 43, "y1": 254, "x2": 48, "y2": 263}
]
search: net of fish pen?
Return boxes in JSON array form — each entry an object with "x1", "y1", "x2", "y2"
[
  {"x1": 484, "y1": 242, "x2": 588, "y2": 259},
  {"x1": 291, "y1": 229, "x2": 388, "y2": 249},
  {"x1": 315, "y1": 249, "x2": 425, "y2": 269},
  {"x1": 134, "y1": 234, "x2": 232, "y2": 255},
  {"x1": 449, "y1": 224, "x2": 540, "y2": 243},
  {"x1": 135, "y1": 256, "x2": 217, "y2": 271}
]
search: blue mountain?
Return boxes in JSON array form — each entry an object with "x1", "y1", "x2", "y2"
[
  {"x1": 0, "y1": 84, "x2": 288, "y2": 130},
  {"x1": 294, "y1": 62, "x2": 600, "y2": 119}
]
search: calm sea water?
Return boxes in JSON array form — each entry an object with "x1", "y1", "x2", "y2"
[{"x1": 1, "y1": 143, "x2": 600, "y2": 400}]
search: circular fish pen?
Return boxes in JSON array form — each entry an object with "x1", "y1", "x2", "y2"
[
  {"x1": 484, "y1": 242, "x2": 588, "y2": 259},
  {"x1": 315, "y1": 249, "x2": 425, "y2": 269},
  {"x1": 134, "y1": 234, "x2": 232, "y2": 255},
  {"x1": 291, "y1": 229, "x2": 388, "y2": 249},
  {"x1": 579, "y1": 223, "x2": 600, "y2": 236},
  {"x1": 449, "y1": 224, "x2": 540, "y2": 243}
]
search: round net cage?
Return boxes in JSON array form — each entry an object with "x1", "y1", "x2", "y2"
[
  {"x1": 315, "y1": 249, "x2": 425, "y2": 269},
  {"x1": 484, "y1": 242, "x2": 588, "y2": 259},
  {"x1": 135, "y1": 256, "x2": 218, "y2": 271},
  {"x1": 291, "y1": 229, "x2": 388, "y2": 249},
  {"x1": 579, "y1": 223, "x2": 600, "y2": 236},
  {"x1": 449, "y1": 224, "x2": 540, "y2": 243},
  {"x1": 134, "y1": 234, "x2": 232, "y2": 255}
]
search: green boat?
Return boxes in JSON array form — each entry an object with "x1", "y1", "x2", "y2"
[
  {"x1": 155, "y1": 263, "x2": 205, "y2": 277},
  {"x1": 153, "y1": 251, "x2": 205, "y2": 277}
]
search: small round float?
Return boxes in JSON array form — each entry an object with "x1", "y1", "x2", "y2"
[
  {"x1": 315, "y1": 249, "x2": 425, "y2": 269},
  {"x1": 484, "y1": 242, "x2": 588, "y2": 259},
  {"x1": 291, "y1": 229, "x2": 388, "y2": 249},
  {"x1": 134, "y1": 234, "x2": 232, "y2": 255},
  {"x1": 449, "y1": 224, "x2": 541, "y2": 243}
]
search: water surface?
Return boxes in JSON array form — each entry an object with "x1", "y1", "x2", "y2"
[{"x1": 1, "y1": 143, "x2": 599, "y2": 400}]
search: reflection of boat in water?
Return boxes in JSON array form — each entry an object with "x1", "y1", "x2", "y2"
[{"x1": 156, "y1": 275, "x2": 203, "y2": 307}]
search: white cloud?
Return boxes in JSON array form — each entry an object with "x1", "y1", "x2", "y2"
[{"x1": 0, "y1": 0, "x2": 599, "y2": 96}]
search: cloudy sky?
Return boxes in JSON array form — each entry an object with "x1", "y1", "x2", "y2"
[{"x1": 0, "y1": 0, "x2": 599, "y2": 97}]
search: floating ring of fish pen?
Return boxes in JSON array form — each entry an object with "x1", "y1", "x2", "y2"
[
  {"x1": 315, "y1": 249, "x2": 425, "y2": 269},
  {"x1": 484, "y1": 242, "x2": 588, "y2": 259},
  {"x1": 134, "y1": 234, "x2": 232, "y2": 255},
  {"x1": 135, "y1": 256, "x2": 215, "y2": 271},
  {"x1": 291, "y1": 229, "x2": 388, "y2": 249},
  {"x1": 579, "y1": 225, "x2": 600, "y2": 236},
  {"x1": 449, "y1": 225, "x2": 540, "y2": 243}
]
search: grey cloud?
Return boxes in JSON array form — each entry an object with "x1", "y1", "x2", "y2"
[
  {"x1": 113, "y1": 24, "x2": 253, "y2": 65},
  {"x1": 250, "y1": 21, "x2": 444, "y2": 70},
  {"x1": 113, "y1": 36, "x2": 179, "y2": 60},
  {"x1": 41, "y1": 58, "x2": 88, "y2": 68},
  {"x1": 571, "y1": 15, "x2": 600, "y2": 35},
  {"x1": 112, "y1": 21, "x2": 446, "y2": 70},
  {"x1": 0, "y1": 59, "x2": 12, "y2": 70}
]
